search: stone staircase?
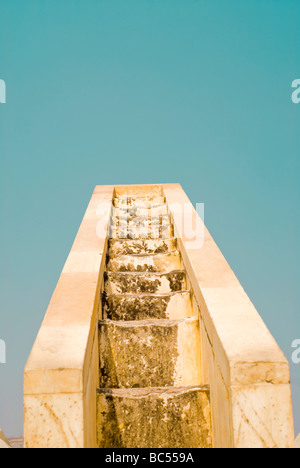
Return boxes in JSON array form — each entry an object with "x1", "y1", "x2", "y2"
[{"x1": 97, "y1": 188, "x2": 212, "y2": 448}]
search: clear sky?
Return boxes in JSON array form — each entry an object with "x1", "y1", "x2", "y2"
[{"x1": 0, "y1": 0, "x2": 299, "y2": 438}]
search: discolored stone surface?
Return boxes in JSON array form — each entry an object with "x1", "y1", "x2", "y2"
[
  {"x1": 113, "y1": 196, "x2": 166, "y2": 209},
  {"x1": 109, "y1": 223, "x2": 174, "y2": 240},
  {"x1": 112, "y1": 204, "x2": 169, "y2": 219},
  {"x1": 110, "y1": 214, "x2": 171, "y2": 228},
  {"x1": 98, "y1": 189, "x2": 207, "y2": 448},
  {"x1": 99, "y1": 318, "x2": 201, "y2": 389},
  {"x1": 108, "y1": 238, "x2": 177, "y2": 256},
  {"x1": 97, "y1": 386, "x2": 212, "y2": 448},
  {"x1": 107, "y1": 252, "x2": 182, "y2": 273},
  {"x1": 114, "y1": 185, "x2": 164, "y2": 199},
  {"x1": 104, "y1": 270, "x2": 187, "y2": 295},
  {"x1": 99, "y1": 320, "x2": 178, "y2": 388},
  {"x1": 103, "y1": 291, "x2": 193, "y2": 321}
]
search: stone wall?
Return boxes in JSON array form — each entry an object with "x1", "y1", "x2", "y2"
[{"x1": 163, "y1": 184, "x2": 295, "y2": 448}]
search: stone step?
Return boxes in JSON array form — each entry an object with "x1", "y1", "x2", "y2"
[
  {"x1": 109, "y1": 223, "x2": 174, "y2": 240},
  {"x1": 108, "y1": 238, "x2": 177, "y2": 256},
  {"x1": 103, "y1": 291, "x2": 194, "y2": 321},
  {"x1": 99, "y1": 317, "x2": 201, "y2": 389},
  {"x1": 107, "y1": 251, "x2": 182, "y2": 273},
  {"x1": 112, "y1": 204, "x2": 169, "y2": 219},
  {"x1": 113, "y1": 196, "x2": 166, "y2": 209},
  {"x1": 104, "y1": 270, "x2": 187, "y2": 295},
  {"x1": 114, "y1": 185, "x2": 163, "y2": 198},
  {"x1": 97, "y1": 386, "x2": 212, "y2": 448},
  {"x1": 110, "y1": 214, "x2": 171, "y2": 228}
]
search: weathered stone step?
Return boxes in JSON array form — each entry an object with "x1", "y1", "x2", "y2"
[
  {"x1": 108, "y1": 238, "x2": 177, "y2": 256},
  {"x1": 99, "y1": 317, "x2": 201, "y2": 389},
  {"x1": 112, "y1": 204, "x2": 168, "y2": 219},
  {"x1": 107, "y1": 251, "x2": 182, "y2": 273},
  {"x1": 97, "y1": 386, "x2": 212, "y2": 448},
  {"x1": 113, "y1": 196, "x2": 166, "y2": 209},
  {"x1": 103, "y1": 291, "x2": 194, "y2": 321},
  {"x1": 110, "y1": 214, "x2": 171, "y2": 228},
  {"x1": 104, "y1": 270, "x2": 187, "y2": 295},
  {"x1": 109, "y1": 223, "x2": 174, "y2": 240},
  {"x1": 114, "y1": 185, "x2": 163, "y2": 197}
]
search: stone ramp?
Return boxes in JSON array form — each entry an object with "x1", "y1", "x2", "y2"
[
  {"x1": 97, "y1": 186, "x2": 212, "y2": 448},
  {"x1": 0, "y1": 430, "x2": 11, "y2": 449}
]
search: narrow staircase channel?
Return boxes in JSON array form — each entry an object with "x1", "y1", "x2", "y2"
[{"x1": 97, "y1": 186, "x2": 212, "y2": 448}]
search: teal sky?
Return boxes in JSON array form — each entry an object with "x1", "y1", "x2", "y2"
[{"x1": 0, "y1": 0, "x2": 299, "y2": 438}]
